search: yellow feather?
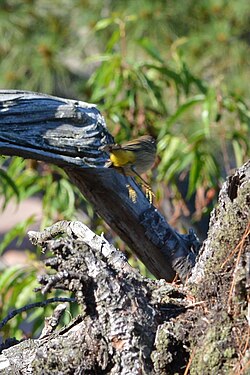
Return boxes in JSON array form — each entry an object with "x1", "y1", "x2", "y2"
[{"x1": 110, "y1": 149, "x2": 136, "y2": 167}]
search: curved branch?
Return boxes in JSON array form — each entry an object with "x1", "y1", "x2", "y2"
[{"x1": 0, "y1": 90, "x2": 199, "y2": 280}]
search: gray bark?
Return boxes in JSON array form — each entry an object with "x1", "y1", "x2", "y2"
[
  {"x1": 189, "y1": 159, "x2": 250, "y2": 284},
  {"x1": 0, "y1": 221, "x2": 187, "y2": 374},
  {"x1": 0, "y1": 90, "x2": 199, "y2": 281}
]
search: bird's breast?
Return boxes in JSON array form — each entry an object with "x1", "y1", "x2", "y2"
[{"x1": 110, "y1": 149, "x2": 136, "y2": 167}]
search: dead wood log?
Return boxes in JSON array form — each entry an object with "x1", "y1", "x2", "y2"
[{"x1": 0, "y1": 90, "x2": 199, "y2": 281}]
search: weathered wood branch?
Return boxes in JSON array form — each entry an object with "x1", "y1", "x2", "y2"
[{"x1": 0, "y1": 90, "x2": 199, "y2": 281}]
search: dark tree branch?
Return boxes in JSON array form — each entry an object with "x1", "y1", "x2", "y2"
[
  {"x1": 0, "y1": 90, "x2": 199, "y2": 280},
  {"x1": 0, "y1": 298, "x2": 75, "y2": 330}
]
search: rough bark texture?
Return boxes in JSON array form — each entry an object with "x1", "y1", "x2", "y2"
[
  {"x1": 0, "y1": 161, "x2": 249, "y2": 374},
  {"x1": 184, "y1": 159, "x2": 250, "y2": 375},
  {"x1": 0, "y1": 221, "x2": 188, "y2": 374},
  {"x1": 0, "y1": 90, "x2": 199, "y2": 281}
]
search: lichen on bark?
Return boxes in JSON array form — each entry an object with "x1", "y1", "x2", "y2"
[{"x1": 187, "y1": 160, "x2": 250, "y2": 375}]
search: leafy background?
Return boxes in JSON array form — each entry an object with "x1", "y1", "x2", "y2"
[{"x1": 0, "y1": 0, "x2": 249, "y2": 339}]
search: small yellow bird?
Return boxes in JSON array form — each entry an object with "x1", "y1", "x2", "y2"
[{"x1": 101, "y1": 135, "x2": 157, "y2": 202}]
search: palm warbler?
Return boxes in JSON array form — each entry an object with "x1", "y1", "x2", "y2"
[{"x1": 102, "y1": 135, "x2": 156, "y2": 189}]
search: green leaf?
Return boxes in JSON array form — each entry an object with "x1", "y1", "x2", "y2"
[
  {"x1": 159, "y1": 95, "x2": 205, "y2": 137},
  {"x1": 136, "y1": 69, "x2": 166, "y2": 111},
  {"x1": 180, "y1": 61, "x2": 208, "y2": 95},
  {"x1": 232, "y1": 139, "x2": 244, "y2": 168},
  {"x1": 94, "y1": 18, "x2": 114, "y2": 31},
  {"x1": 187, "y1": 154, "x2": 202, "y2": 197},
  {"x1": 157, "y1": 135, "x2": 191, "y2": 181},
  {"x1": 144, "y1": 64, "x2": 183, "y2": 86},
  {"x1": 138, "y1": 38, "x2": 164, "y2": 63},
  {"x1": 0, "y1": 168, "x2": 20, "y2": 208},
  {"x1": 0, "y1": 265, "x2": 28, "y2": 294},
  {"x1": 106, "y1": 29, "x2": 120, "y2": 51},
  {"x1": 15, "y1": 277, "x2": 38, "y2": 308},
  {"x1": 202, "y1": 88, "x2": 217, "y2": 136}
]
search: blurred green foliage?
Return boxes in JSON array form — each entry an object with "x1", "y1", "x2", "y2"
[{"x1": 0, "y1": 0, "x2": 249, "y2": 338}]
